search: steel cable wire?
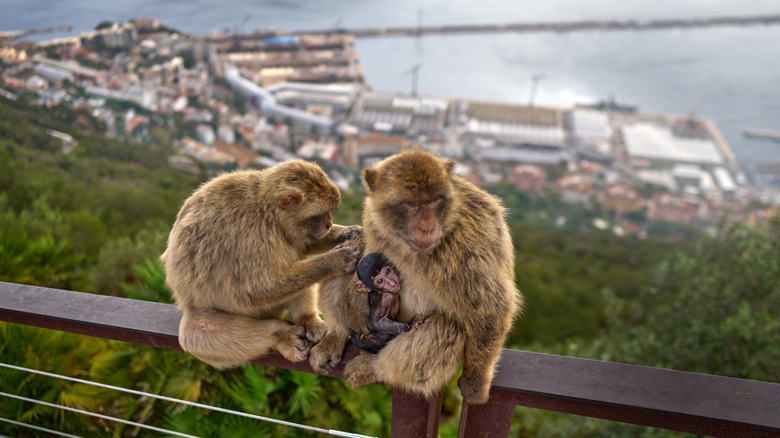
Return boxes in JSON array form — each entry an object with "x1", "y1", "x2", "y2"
[{"x1": 0, "y1": 362, "x2": 374, "y2": 438}]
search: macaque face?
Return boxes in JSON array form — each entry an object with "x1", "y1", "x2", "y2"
[
  {"x1": 303, "y1": 211, "x2": 333, "y2": 242},
  {"x1": 372, "y1": 265, "x2": 401, "y2": 293},
  {"x1": 398, "y1": 196, "x2": 444, "y2": 252}
]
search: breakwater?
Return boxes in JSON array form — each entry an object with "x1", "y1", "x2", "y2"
[{"x1": 292, "y1": 13, "x2": 780, "y2": 38}]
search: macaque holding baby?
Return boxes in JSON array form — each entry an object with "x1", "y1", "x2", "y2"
[
  {"x1": 350, "y1": 253, "x2": 424, "y2": 353},
  {"x1": 312, "y1": 150, "x2": 521, "y2": 404}
]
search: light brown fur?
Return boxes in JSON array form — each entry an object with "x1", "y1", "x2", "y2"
[
  {"x1": 309, "y1": 235, "x2": 369, "y2": 373},
  {"x1": 318, "y1": 150, "x2": 522, "y2": 404},
  {"x1": 162, "y1": 160, "x2": 361, "y2": 369}
]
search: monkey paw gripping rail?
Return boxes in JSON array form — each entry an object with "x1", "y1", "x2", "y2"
[{"x1": 1, "y1": 281, "x2": 779, "y2": 438}]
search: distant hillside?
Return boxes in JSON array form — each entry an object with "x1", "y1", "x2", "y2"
[
  {"x1": 0, "y1": 95, "x2": 679, "y2": 347},
  {"x1": 0, "y1": 96, "x2": 204, "y2": 293}
]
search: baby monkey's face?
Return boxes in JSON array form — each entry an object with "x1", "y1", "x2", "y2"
[{"x1": 372, "y1": 265, "x2": 401, "y2": 293}]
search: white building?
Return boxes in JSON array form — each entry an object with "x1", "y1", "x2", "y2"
[
  {"x1": 712, "y1": 167, "x2": 737, "y2": 195},
  {"x1": 571, "y1": 109, "x2": 611, "y2": 142},
  {"x1": 196, "y1": 125, "x2": 215, "y2": 145},
  {"x1": 34, "y1": 64, "x2": 74, "y2": 83},
  {"x1": 622, "y1": 122, "x2": 723, "y2": 166}
]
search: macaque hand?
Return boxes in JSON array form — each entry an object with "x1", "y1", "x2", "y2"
[
  {"x1": 353, "y1": 278, "x2": 372, "y2": 293},
  {"x1": 338, "y1": 225, "x2": 363, "y2": 243},
  {"x1": 322, "y1": 240, "x2": 360, "y2": 275},
  {"x1": 410, "y1": 314, "x2": 425, "y2": 329}
]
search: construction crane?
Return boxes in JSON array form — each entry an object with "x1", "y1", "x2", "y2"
[
  {"x1": 240, "y1": 13, "x2": 251, "y2": 32},
  {"x1": 402, "y1": 63, "x2": 423, "y2": 96},
  {"x1": 232, "y1": 14, "x2": 251, "y2": 49}
]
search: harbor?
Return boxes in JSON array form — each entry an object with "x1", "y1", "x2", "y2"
[{"x1": 1, "y1": 7, "x2": 779, "y2": 207}]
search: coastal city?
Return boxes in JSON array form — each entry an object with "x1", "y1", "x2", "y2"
[{"x1": 1, "y1": 18, "x2": 779, "y2": 237}]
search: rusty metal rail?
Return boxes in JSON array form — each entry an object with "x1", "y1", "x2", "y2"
[{"x1": 2, "y1": 281, "x2": 779, "y2": 437}]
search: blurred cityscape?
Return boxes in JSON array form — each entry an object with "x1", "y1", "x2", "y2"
[{"x1": 2, "y1": 18, "x2": 779, "y2": 236}]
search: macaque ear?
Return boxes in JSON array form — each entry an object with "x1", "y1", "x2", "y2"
[
  {"x1": 444, "y1": 158, "x2": 456, "y2": 175},
  {"x1": 362, "y1": 167, "x2": 378, "y2": 193},
  {"x1": 278, "y1": 191, "x2": 303, "y2": 210}
]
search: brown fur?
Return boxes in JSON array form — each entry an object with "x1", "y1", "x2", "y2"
[
  {"x1": 162, "y1": 160, "x2": 361, "y2": 369},
  {"x1": 325, "y1": 150, "x2": 522, "y2": 404},
  {"x1": 309, "y1": 234, "x2": 369, "y2": 373}
]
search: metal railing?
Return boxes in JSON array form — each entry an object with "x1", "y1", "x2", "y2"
[
  {"x1": 0, "y1": 362, "x2": 372, "y2": 438},
  {"x1": 1, "y1": 281, "x2": 779, "y2": 438}
]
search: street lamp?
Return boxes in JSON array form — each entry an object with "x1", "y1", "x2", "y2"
[{"x1": 529, "y1": 73, "x2": 545, "y2": 107}]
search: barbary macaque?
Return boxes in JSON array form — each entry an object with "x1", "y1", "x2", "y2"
[
  {"x1": 350, "y1": 253, "x2": 424, "y2": 354},
  {"x1": 161, "y1": 160, "x2": 361, "y2": 369},
  {"x1": 317, "y1": 149, "x2": 522, "y2": 404}
]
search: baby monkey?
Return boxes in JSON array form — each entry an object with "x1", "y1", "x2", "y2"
[{"x1": 350, "y1": 253, "x2": 425, "y2": 353}]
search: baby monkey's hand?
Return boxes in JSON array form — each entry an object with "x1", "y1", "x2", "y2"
[{"x1": 409, "y1": 314, "x2": 425, "y2": 330}]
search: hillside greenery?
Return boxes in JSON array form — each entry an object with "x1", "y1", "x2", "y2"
[{"x1": 1, "y1": 96, "x2": 777, "y2": 437}]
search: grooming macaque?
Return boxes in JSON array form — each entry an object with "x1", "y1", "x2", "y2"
[
  {"x1": 161, "y1": 160, "x2": 361, "y2": 369},
  {"x1": 330, "y1": 149, "x2": 522, "y2": 404},
  {"x1": 350, "y1": 253, "x2": 424, "y2": 354}
]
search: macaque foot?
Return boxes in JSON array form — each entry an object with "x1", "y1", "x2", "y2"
[
  {"x1": 458, "y1": 374, "x2": 490, "y2": 405},
  {"x1": 297, "y1": 315, "x2": 328, "y2": 345},
  {"x1": 343, "y1": 352, "x2": 379, "y2": 389},
  {"x1": 273, "y1": 324, "x2": 310, "y2": 363},
  {"x1": 309, "y1": 332, "x2": 348, "y2": 374}
]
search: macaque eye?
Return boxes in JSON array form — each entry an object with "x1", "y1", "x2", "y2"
[
  {"x1": 400, "y1": 201, "x2": 418, "y2": 211},
  {"x1": 306, "y1": 213, "x2": 326, "y2": 227},
  {"x1": 376, "y1": 278, "x2": 383, "y2": 284},
  {"x1": 385, "y1": 269, "x2": 391, "y2": 275}
]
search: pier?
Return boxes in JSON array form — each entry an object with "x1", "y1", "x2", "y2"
[{"x1": 292, "y1": 13, "x2": 780, "y2": 38}]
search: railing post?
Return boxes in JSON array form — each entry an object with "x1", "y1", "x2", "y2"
[
  {"x1": 390, "y1": 390, "x2": 442, "y2": 438},
  {"x1": 458, "y1": 389, "x2": 515, "y2": 438}
]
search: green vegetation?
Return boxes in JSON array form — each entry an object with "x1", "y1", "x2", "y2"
[
  {"x1": 95, "y1": 21, "x2": 115, "y2": 31},
  {"x1": 515, "y1": 219, "x2": 780, "y2": 437},
  {"x1": 1, "y1": 96, "x2": 777, "y2": 437},
  {"x1": 508, "y1": 223, "x2": 675, "y2": 346}
]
